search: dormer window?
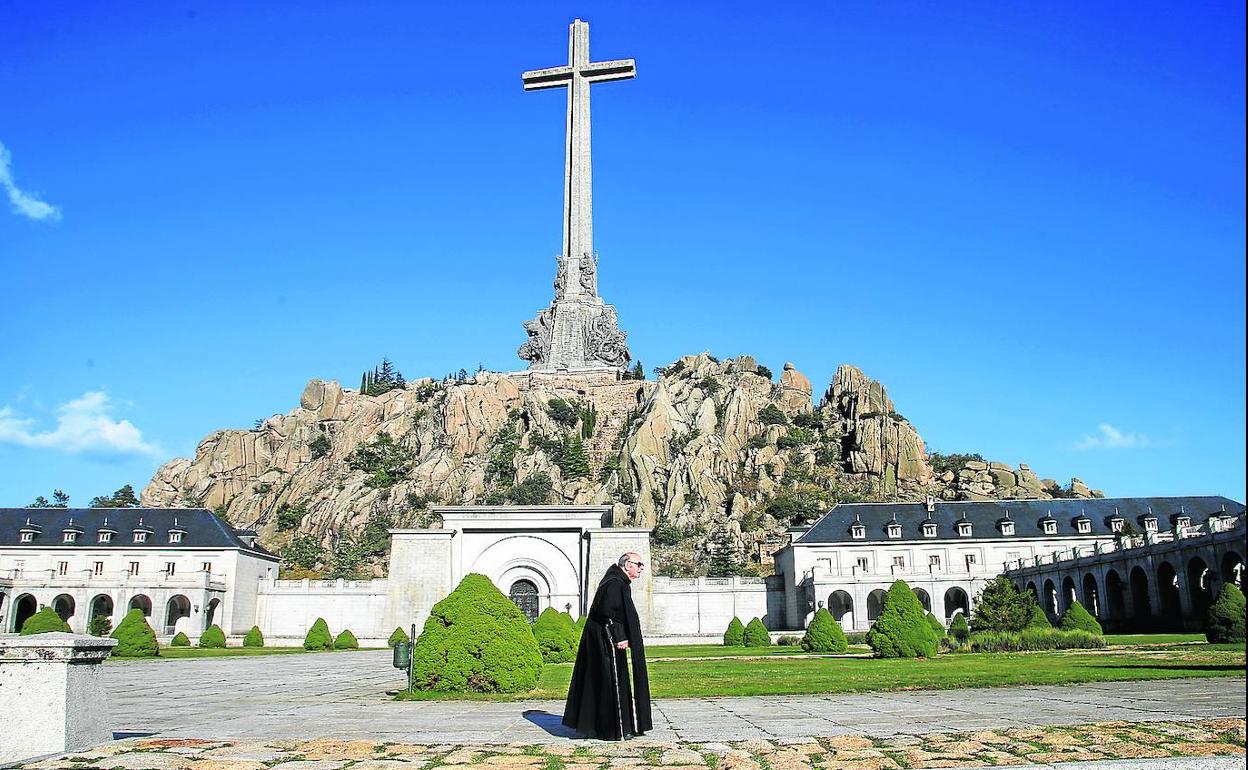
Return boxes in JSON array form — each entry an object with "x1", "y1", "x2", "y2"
[
  {"x1": 999, "y1": 520, "x2": 1015, "y2": 536},
  {"x1": 1041, "y1": 517, "x2": 1057, "y2": 535},
  {"x1": 20, "y1": 531, "x2": 34, "y2": 543},
  {"x1": 63, "y1": 531, "x2": 78, "y2": 543},
  {"x1": 922, "y1": 522, "x2": 937, "y2": 538},
  {"x1": 134, "y1": 531, "x2": 148, "y2": 543},
  {"x1": 98, "y1": 531, "x2": 113, "y2": 543},
  {"x1": 1141, "y1": 516, "x2": 1158, "y2": 533},
  {"x1": 1075, "y1": 518, "x2": 1091, "y2": 534},
  {"x1": 1174, "y1": 515, "x2": 1191, "y2": 529},
  {"x1": 169, "y1": 531, "x2": 183, "y2": 543},
  {"x1": 957, "y1": 521, "x2": 972, "y2": 537},
  {"x1": 850, "y1": 523, "x2": 866, "y2": 540},
  {"x1": 886, "y1": 522, "x2": 902, "y2": 539},
  {"x1": 1109, "y1": 517, "x2": 1125, "y2": 533}
]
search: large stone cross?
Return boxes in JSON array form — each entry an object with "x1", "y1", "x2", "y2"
[{"x1": 523, "y1": 19, "x2": 635, "y2": 299}]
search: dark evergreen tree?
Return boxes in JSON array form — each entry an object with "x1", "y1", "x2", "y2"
[
  {"x1": 971, "y1": 576, "x2": 1034, "y2": 633},
  {"x1": 706, "y1": 525, "x2": 742, "y2": 577},
  {"x1": 631, "y1": 361, "x2": 644, "y2": 380},
  {"x1": 51, "y1": 490, "x2": 70, "y2": 507}
]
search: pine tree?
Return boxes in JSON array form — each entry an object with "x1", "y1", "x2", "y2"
[
  {"x1": 706, "y1": 525, "x2": 742, "y2": 577},
  {"x1": 51, "y1": 490, "x2": 70, "y2": 507},
  {"x1": 971, "y1": 576, "x2": 1034, "y2": 633},
  {"x1": 631, "y1": 361, "x2": 644, "y2": 380},
  {"x1": 559, "y1": 435, "x2": 591, "y2": 479},
  {"x1": 360, "y1": 372, "x2": 368, "y2": 393}
]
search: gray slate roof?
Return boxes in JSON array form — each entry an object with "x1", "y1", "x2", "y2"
[
  {"x1": 0, "y1": 507, "x2": 277, "y2": 558},
  {"x1": 795, "y1": 496, "x2": 1244, "y2": 545}
]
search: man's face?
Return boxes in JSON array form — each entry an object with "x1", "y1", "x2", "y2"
[{"x1": 622, "y1": 554, "x2": 645, "y2": 580}]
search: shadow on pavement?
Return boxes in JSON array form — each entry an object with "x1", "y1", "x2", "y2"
[{"x1": 524, "y1": 710, "x2": 580, "y2": 738}]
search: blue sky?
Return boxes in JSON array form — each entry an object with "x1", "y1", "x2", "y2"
[{"x1": 1, "y1": 2, "x2": 1244, "y2": 506}]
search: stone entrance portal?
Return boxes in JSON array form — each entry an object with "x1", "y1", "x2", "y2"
[{"x1": 509, "y1": 579, "x2": 539, "y2": 622}]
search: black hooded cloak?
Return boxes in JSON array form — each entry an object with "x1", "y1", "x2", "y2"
[{"x1": 562, "y1": 563, "x2": 652, "y2": 740}]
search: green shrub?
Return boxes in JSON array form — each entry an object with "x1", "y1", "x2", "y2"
[
  {"x1": 845, "y1": 631, "x2": 869, "y2": 645},
  {"x1": 198, "y1": 624, "x2": 227, "y2": 648},
  {"x1": 88, "y1": 613, "x2": 113, "y2": 637},
  {"x1": 801, "y1": 608, "x2": 848, "y2": 653},
  {"x1": 926, "y1": 612, "x2": 946, "y2": 637},
  {"x1": 758, "y1": 404, "x2": 788, "y2": 426},
  {"x1": 20, "y1": 607, "x2": 71, "y2": 635},
  {"x1": 866, "y1": 580, "x2": 941, "y2": 658},
  {"x1": 963, "y1": 628, "x2": 1105, "y2": 653},
  {"x1": 576, "y1": 615, "x2": 587, "y2": 631},
  {"x1": 531, "y1": 607, "x2": 579, "y2": 663},
  {"x1": 1206, "y1": 584, "x2": 1246, "y2": 643},
  {"x1": 412, "y1": 573, "x2": 543, "y2": 693},
  {"x1": 110, "y1": 608, "x2": 159, "y2": 657},
  {"x1": 1027, "y1": 603, "x2": 1053, "y2": 628},
  {"x1": 777, "y1": 634, "x2": 802, "y2": 646},
  {"x1": 334, "y1": 629, "x2": 359, "y2": 649},
  {"x1": 171, "y1": 631, "x2": 191, "y2": 647},
  {"x1": 723, "y1": 617, "x2": 746, "y2": 646},
  {"x1": 388, "y1": 626, "x2": 411, "y2": 648},
  {"x1": 971, "y1": 576, "x2": 1035, "y2": 633},
  {"x1": 303, "y1": 618, "x2": 333, "y2": 650},
  {"x1": 1059, "y1": 601, "x2": 1103, "y2": 635},
  {"x1": 949, "y1": 613, "x2": 970, "y2": 643},
  {"x1": 743, "y1": 617, "x2": 771, "y2": 647},
  {"x1": 243, "y1": 625, "x2": 265, "y2": 647}
]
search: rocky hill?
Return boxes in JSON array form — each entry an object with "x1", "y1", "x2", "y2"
[{"x1": 141, "y1": 354, "x2": 1102, "y2": 576}]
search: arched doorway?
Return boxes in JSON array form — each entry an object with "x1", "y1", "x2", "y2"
[
  {"x1": 128, "y1": 594, "x2": 153, "y2": 617},
  {"x1": 204, "y1": 598, "x2": 221, "y2": 630},
  {"x1": 829, "y1": 590, "x2": 854, "y2": 628},
  {"x1": 52, "y1": 594, "x2": 76, "y2": 623},
  {"x1": 89, "y1": 594, "x2": 113, "y2": 624},
  {"x1": 912, "y1": 588, "x2": 932, "y2": 613},
  {"x1": 1129, "y1": 566, "x2": 1152, "y2": 626},
  {"x1": 1105, "y1": 569, "x2": 1126, "y2": 622},
  {"x1": 1186, "y1": 557, "x2": 1213, "y2": 620},
  {"x1": 165, "y1": 595, "x2": 191, "y2": 635},
  {"x1": 1157, "y1": 562, "x2": 1182, "y2": 627},
  {"x1": 1082, "y1": 574, "x2": 1100, "y2": 618},
  {"x1": 866, "y1": 589, "x2": 888, "y2": 622},
  {"x1": 1061, "y1": 576, "x2": 1078, "y2": 614},
  {"x1": 509, "y1": 579, "x2": 539, "y2": 622},
  {"x1": 1043, "y1": 579, "x2": 1059, "y2": 618},
  {"x1": 944, "y1": 587, "x2": 969, "y2": 621},
  {"x1": 1026, "y1": 581, "x2": 1039, "y2": 604},
  {"x1": 1221, "y1": 551, "x2": 1244, "y2": 589},
  {"x1": 12, "y1": 594, "x2": 38, "y2": 632}
]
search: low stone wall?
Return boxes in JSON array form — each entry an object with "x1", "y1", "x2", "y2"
[
  {"x1": 650, "y1": 576, "x2": 789, "y2": 635},
  {"x1": 255, "y1": 578, "x2": 390, "y2": 644}
]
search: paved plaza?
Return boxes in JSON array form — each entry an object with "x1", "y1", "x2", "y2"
[{"x1": 103, "y1": 651, "x2": 1247, "y2": 743}]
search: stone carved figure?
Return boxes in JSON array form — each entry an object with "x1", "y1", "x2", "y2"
[
  {"x1": 517, "y1": 307, "x2": 554, "y2": 365},
  {"x1": 578, "y1": 253, "x2": 597, "y2": 296},
  {"x1": 585, "y1": 306, "x2": 630, "y2": 367},
  {"x1": 554, "y1": 257, "x2": 568, "y2": 301}
]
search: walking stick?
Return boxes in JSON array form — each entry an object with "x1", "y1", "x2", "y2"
[{"x1": 605, "y1": 619, "x2": 625, "y2": 741}]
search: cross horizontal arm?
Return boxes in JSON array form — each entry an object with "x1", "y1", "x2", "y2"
[
  {"x1": 522, "y1": 66, "x2": 573, "y2": 90},
  {"x1": 581, "y1": 59, "x2": 637, "y2": 83}
]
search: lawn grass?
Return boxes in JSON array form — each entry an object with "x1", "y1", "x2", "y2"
[
  {"x1": 645, "y1": 644, "x2": 816, "y2": 659},
  {"x1": 114, "y1": 646, "x2": 384, "y2": 660},
  {"x1": 1103, "y1": 633, "x2": 1207, "y2": 645},
  {"x1": 396, "y1": 643, "x2": 1244, "y2": 701}
]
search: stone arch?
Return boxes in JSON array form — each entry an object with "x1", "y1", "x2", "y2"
[
  {"x1": 1220, "y1": 550, "x2": 1244, "y2": 589},
  {"x1": 1061, "y1": 576, "x2": 1078, "y2": 614},
  {"x1": 204, "y1": 598, "x2": 221, "y2": 631},
  {"x1": 52, "y1": 593, "x2": 76, "y2": 623},
  {"x1": 509, "y1": 579, "x2": 540, "y2": 622},
  {"x1": 944, "y1": 587, "x2": 969, "y2": 621},
  {"x1": 90, "y1": 594, "x2": 114, "y2": 623},
  {"x1": 912, "y1": 588, "x2": 932, "y2": 613},
  {"x1": 1129, "y1": 566, "x2": 1152, "y2": 623},
  {"x1": 1185, "y1": 556, "x2": 1213, "y2": 620},
  {"x1": 1026, "y1": 581, "x2": 1039, "y2": 604},
  {"x1": 866, "y1": 589, "x2": 888, "y2": 622},
  {"x1": 165, "y1": 594, "x2": 191, "y2": 635},
  {"x1": 828, "y1": 590, "x2": 853, "y2": 628},
  {"x1": 12, "y1": 593, "x2": 38, "y2": 632},
  {"x1": 1104, "y1": 569, "x2": 1126, "y2": 622},
  {"x1": 1081, "y1": 573, "x2": 1101, "y2": 617},
  {"x1": 128, "y1": 594, "x2": 153, "y2": 617},
  {"x1": 1157, "y1": 561, "x2": 1182, "y2": 625},
  {"x1": 472, "y1": 534, "x2": 580, "y2": 614},
  {"x1": 1043, "y1": 578, "x2": 1059, "y2": 618}
]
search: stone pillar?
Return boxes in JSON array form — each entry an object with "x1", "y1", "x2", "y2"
[
  {"x1": 0, "y1": 632, "x2": 118, "y2": 764},
  {"x1": 587, "y1": 528, "x2": 653, "y2": 632},
  {"x1": 385, "y1": 529, "x2": 455, "y2": 639}
]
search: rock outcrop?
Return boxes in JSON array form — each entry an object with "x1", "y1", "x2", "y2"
[{"x1": 142, "y1": 354, "x2": 1102, "y2": 575}]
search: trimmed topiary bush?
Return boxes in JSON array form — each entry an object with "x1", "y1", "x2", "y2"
[
  {"x1": 743, "y1": 617, "x2": 771, "y2": 647},
  {"x1": 388, "y1": 626, "x2": 410, "y2": 648},
  {"x1": 303, "y1": 618, "x2": 333, "y2": 650},
  {"x1": 926, "y1": 613, "x2": 946, "y2": 637},
  {"x1": 170, "y1": 631, "x2": 190, "y2": 647},
  {"x1": 867, "y1": 580, "x2": 941, "y2": 658},
  {"x1": 723, "y1": 616, "x2": 746, "y2": 646},
  {"x1": 334, "y1": 629, "x2": 359, "y2": 649},
  {"x1": 801, "y1": 608, "x2": 848, "y2": 653},
  {"x1": 1206, "y1": 584, "x2": 1246, "y2": 643},
  {"x1": 1027, "y1": 603, "x2": 1053, "y2": 628},
  {"x1": 110, "y1": 608, "x2": 159, "y2": 657},
  {"x1": 198, "y1": 624, "x2": 227, "y2": 648},
  {"x1": 1059, "y1": 601, "x2": 1103, "y2": 635},
  {"x1": 243, "y1": 625, "x2": 265, "y2": 647},
  {"x1": 949, "y1": 613, "x2": 970, "y2": 643},
  {"x1": 412, "y1": 573, "x2": 543, "y2": 693},
  {"x1": 20, "y1": 607, "x2": 71, "y2": 635},
  {"x1": 532, "y1": 608, "x2": 579, "y2": 663}
]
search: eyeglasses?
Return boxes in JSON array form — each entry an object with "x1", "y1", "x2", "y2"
[{"x1": 627, "y1": 560, "x2": 645, "y2": 569}]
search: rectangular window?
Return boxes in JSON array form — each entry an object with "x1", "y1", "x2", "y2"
[
  {"x1": 134, "y1": 532, "x2": 147, "y2": 543},
  {"x1": 99, "y1": 532, "x2": 112, "y2": 543},
  {"x1": 202, "y1": 562, "x2": 212, "y2": 573},
  {"x1": 929, "y1": 555, "x2": 941, "y2": 567},
  {"x1": 965, "y1": 553, "x2": 978, "y2": 570},
  {"x1": 164, "y1": 562, "x2": 176, "y2": 576},
  {"x1": 129, "y1": 561, "x2": 140, "y2": 576},
  {"x1": 20, "y1": 532, "x2": 33, "y2": 543},
  {"x1": 58, "y1": 561, "x2": 69, "y2": 576},
  {"x1": 892, "y1": 556, "x2": 905, "y2": 568},
  {"x1": 94, "y1": 561, "x2": 104, "y2": 576},
  {"x1": 856, "y1": 557, "x2": 869, "y2": 571},
  {"x1": 63, "y1": 532, "x2": 77, "y2": 543},
  {"x1": 169, "y1": 532, "x2": 183, "y2": 543}
]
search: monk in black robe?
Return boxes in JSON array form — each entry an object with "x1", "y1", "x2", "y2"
[{"x1": 562, "y1": 552, "x2": 652, "y2": 740}]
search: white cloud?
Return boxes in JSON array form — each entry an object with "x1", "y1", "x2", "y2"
[
  {"x1": 1072, "y1": 423, "x2": 1157, "y2": 451},
  {"x1": 0, "y1": 391, "x2": 160, "y2": 456},
  {"x1": 0, "y1": 140, "x2": 62, "y2": 221}
]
